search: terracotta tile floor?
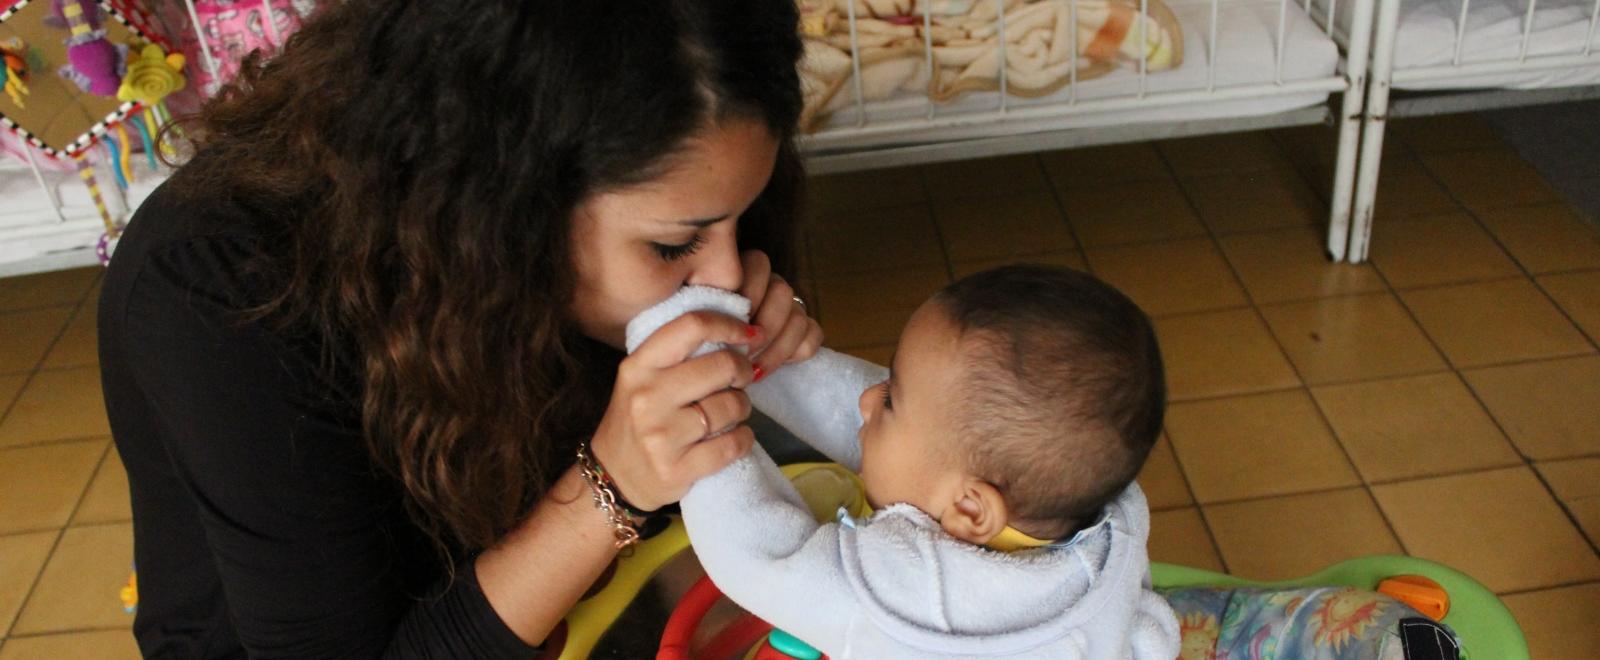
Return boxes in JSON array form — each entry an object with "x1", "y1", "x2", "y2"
[{"x1": 4, "y1": 115, "x2": 1599, "y2": 657}]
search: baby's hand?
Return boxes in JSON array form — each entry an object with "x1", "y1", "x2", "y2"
[{"x1": 740, "y1": 250, "x2": 823, "y2": 381}]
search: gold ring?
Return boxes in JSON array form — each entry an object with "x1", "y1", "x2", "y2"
[{"x1": 690, "y1": 401, "x2": 711, "y2": 438}]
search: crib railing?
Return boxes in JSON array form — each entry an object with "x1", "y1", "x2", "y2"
[
  {"x1": 1345, "y1": 0, "x2": 1600, "y2": 261},
  {"x1": 804, "y1": 0, "x2": 1377, "y2": 261}
]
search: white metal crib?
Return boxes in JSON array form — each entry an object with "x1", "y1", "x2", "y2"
[
  {"x1": 800, "y1": 0, "x2": 1380, "y2": 262},
  {"x1": 1342, "y1": 0, "x2": 1600, "y2": 261}
]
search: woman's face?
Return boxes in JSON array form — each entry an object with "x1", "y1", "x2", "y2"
[{"x1": 570, "y1": 120, "x2": 781, "y2": 348}]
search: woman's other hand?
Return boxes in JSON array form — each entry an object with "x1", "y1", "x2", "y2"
[
  {"x1": 739, "y1": 250, "x2": 823, "y2": 381},
  {"x1": 590, "y1": 311, "x2": 760, "y2": 511}
]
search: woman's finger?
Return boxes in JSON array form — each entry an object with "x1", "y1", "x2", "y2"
[
  {"x1": 739, "y1": 251, "x2": 773, "y2": 314},
  {"x1": 753, "y1": 305, "x2": 811, "y2": 372},
  {"x1": 791, "y1": 318, "x2": 824, "y2": 364},
  {"x1": 675, "y1": 425, "x2": 756, "y2": 482},
  {"x1": 749, "y1": 276, "x2": 798, "y2": 354},
  {"x1": 659, "y1": 348, "x2": 755, "y2": 407},
  {"x1": 677, "y1": 388, "x2": 752, "y2": 439},
  {"x1": 632, "y1": 311, "x2": 759, "y2": 371}
]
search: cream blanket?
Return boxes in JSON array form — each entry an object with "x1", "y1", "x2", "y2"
[{"x1": 798, "y1": 0, "x2": 1185, "y2": 131}]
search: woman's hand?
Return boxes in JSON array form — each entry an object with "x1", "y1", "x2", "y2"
[
  {"x1": 739, "y1": 250, "x2": 824, "y2": 381},
  {"x1": 590, "y1": 311, "x2": 760, "y2": 512}
]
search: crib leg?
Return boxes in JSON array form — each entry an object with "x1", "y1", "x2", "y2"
[
  {"x1": 1327, "y1": 0, "x2": 1379, "y2": 263},
  {"x1": 1349, "y1": 0, "x2": 1406, "y2": 264}
]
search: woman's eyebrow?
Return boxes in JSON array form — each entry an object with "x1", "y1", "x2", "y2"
[{"x1": 671, "y1": 215, "x2": 729, "y2": 228}]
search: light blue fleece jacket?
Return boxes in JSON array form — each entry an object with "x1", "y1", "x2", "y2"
[{"x1": 625, "y1": 286, "x2": 1180, "y2": 660}]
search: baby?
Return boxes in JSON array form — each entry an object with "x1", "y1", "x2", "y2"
[{"x1": 626, "y1": 265, "x2": 1180, "y2": 659}]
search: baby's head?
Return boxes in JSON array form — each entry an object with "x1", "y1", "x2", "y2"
[{"x1": 856, "y1": 265, "x2": 1164, "y2": 545}]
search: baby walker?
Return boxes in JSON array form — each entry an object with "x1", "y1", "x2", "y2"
[{"x1": 552, "y1": 463, "x2": 1528, "y2": 660}]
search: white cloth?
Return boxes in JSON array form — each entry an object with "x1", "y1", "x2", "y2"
[{"x1": 625, "y1": 286, "x2": 1181, "y2": 659}]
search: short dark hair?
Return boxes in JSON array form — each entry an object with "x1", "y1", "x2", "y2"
[{"x1": 935, "y1": 265, "x2": 1165, "y2": 530}]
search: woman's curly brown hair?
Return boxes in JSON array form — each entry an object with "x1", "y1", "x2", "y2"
[{"x1": 165, "y1": 0, "x2": 805, "y2": 562}]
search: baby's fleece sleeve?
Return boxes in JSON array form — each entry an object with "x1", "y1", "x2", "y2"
[
  {"x1": 746, "y1": 348, "x2": 888, "y2": 472},
  {"x1": 680, "y1": 444, "x2": 861, "y2": 656}
]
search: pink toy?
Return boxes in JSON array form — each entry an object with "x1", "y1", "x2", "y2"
[
  {"x1": 58, "y1": 0, "x2": 123, "y2": 97},
  {"x1": 175, "y1": 0, "x2": 308, "y2": 94}
]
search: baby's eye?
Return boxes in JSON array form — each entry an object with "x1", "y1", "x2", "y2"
[{"x1": 880, "y1": 382, "x2": 893, "y2": 411}]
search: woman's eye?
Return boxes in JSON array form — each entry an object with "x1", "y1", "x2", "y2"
[{"x1": 650, "y1": 234, "x2": 707, "y2": 262}]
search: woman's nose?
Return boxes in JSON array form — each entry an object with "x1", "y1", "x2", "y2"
[{"x1": 685, "y1": 233, "x2": 743, "y2": 292}]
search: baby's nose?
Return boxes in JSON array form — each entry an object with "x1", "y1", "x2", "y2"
[{"x1": 857, "y1": 383, "x2": 880, "y2": 421}]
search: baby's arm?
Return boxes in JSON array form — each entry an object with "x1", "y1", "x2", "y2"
[
  {"x1": 746, "y1": 348, "x2": 888, "y2": 472},
  {"x1": 680, "y1": 444, "x2": 861, "y2": 656}
]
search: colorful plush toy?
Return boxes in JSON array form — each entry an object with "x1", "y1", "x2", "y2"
[
  {"x1": 0, "y1": 38, "x2": 29, "y2": 107},
  {"x1": 57, "y1": 0, "x2": 124, "y2": 96}
]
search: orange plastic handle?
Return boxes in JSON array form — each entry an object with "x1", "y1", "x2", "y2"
[{"x1": 1378, "y1": 574, "x2": 1451, "y2": 621}]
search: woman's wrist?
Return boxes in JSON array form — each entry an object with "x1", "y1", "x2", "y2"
[
  {"x1": 475, "y1": 463, "x2": 621, "y2": 646},
  {"x1": 574, "y1": 442, "x2": 643, "y2": 549}
]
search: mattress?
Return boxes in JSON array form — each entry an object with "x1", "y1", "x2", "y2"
[
  {"x1": 1391, "y1": 0, "x2": 1600, "y2": 89},
  {"x1": 805, "y1": 0, "x2": 1343, "y2": 152},
  {"x1": 1321, "y1": 0, "x2": 1600, "y2": 89}
]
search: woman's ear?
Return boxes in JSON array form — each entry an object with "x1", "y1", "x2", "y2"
[{"x1": 939, "y1": 478, "x2": 1009, "y2": 545}]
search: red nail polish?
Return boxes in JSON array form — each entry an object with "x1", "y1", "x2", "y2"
[
  {"x1": 745, "y1": 324, "x2": 761, "y2": 340},
  {"x1": 753, "y1": 365, "x2": 767, "y2": 382}
]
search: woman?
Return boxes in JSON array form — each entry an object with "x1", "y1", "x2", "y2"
[{"x1": 99, "y1": 0, "x2": 818, "y2": 656}]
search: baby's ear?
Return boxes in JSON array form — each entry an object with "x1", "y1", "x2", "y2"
[{"x1": 939, "y1": 478, "x2": 1009, "y2": 545}]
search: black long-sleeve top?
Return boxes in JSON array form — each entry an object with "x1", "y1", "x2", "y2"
[{"x1": 98, "y1": 172, "x2": 539, "y2": 658}]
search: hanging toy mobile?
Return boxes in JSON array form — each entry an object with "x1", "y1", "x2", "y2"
[
  {"x1": 117, "y1": 42, "x2": 186, "y2": 149},
  {"x1": 86, "y1": 43, "x2": 186, "y2": 266},
  {"x1": 57, "y1": 0, "x2": 125, "y2": 97},
  {"x1": 0, "y1": 38, "x2": 29, "y2": 107}
]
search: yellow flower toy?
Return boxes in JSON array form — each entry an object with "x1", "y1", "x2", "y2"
[{"x1": 117, "y1": 43, "x2": 187, "y2": 106}]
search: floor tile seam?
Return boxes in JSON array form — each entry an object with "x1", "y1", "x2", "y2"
[
  {"x1": 1367, "y1": 457, "x2": 1600, "y2": 560},
  {"x1": 3, "y1": 441, "x2": 114, "y2": 638},
  {"x1": 1530, "y1": 275, "x2": 1600, "y2": 354},
  {"x1": 1161, "y1": 137, "x2": 1393, "y2": 567},
  {"x1": 1442, "y1": 187, "x2": 1600, "y2": 355},
  {"x1": 0, "y1": 371, "x2": 40, "y2": 441},
  {"x1": 809, "y1": 248, "x2": 1083, "y2": 279},
  {"x1": 1526, "y1": 462, "x2": 1600, "y2": 559},
  {"x1": 1157, "y1": 147, "x2": 1376, "y2": 503},
  {"x1": 66, "y1": 446, "x2": 121, "y2": 531},
  {"x1": 0, "y1": 303, "x2": 80, "y2": 318},
  {"x1": 1495, "y1": 578, "x2": 1600, "y2": 598},
  {"x1": 0, "y1": 436, "x2": 114, "y2": 453},
  {"x1": 21, "y1": 289, "x2": 95, "y2": 388},
  {"x1": 1042, "y1": 156, "x2": 1139, "y2": 256},
  {"x1": 1, "y1": 624, "x2": 134, "y2": 640}
]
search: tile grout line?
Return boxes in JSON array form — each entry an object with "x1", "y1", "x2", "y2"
[
  {"x1": 1407, "y1": 137, "x2": 1600, "y2": 356},
  {"x1": 1147, "y1": 142, "x2": 1316, "y2": 577},
  {"x1": 1389, "y1": 143, "x2": 1600, "y2": 561},
  {"x1": 3, "y1": 440, "x2": 114, "y2": 640},
  {"x1": 1408, "y1": 136, "x2": 1600, "y2": 560},
  {"x1": 1, "y1": 271, "x2": 109, "y2": 640},
  {"x1": 1171, "y1": 463, "x2": 1548, "y2": 511},
  {"x1": 2, "y1": 623, "x2": 139, "y2": 641},
  {"x1": 0, "y1": 295, "x2": 90, "y2": 444},
  {"x1": 1494, "y1": 577, "x2": 1600, "y2": 599},
  {"x1": 1189, "y1": 133, "x2": 1424, "y2": 559},
  {"x1": 1156, "y1": 438, "x2": 1230, "y2": 574},
  {"x1": 1036, "y1": 155, "x2": 1094, "y2": 274},
  {"x1": 911, "y1": 161, "x2": 957, "y2": 284}
]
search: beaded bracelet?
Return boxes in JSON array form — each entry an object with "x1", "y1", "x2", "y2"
[
  {"x1": 575, "y1": 443, "x2": 641, "y2": 550},
  {"x1": 586, "y1": 454, "x2": 656, "y2": 519}
]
